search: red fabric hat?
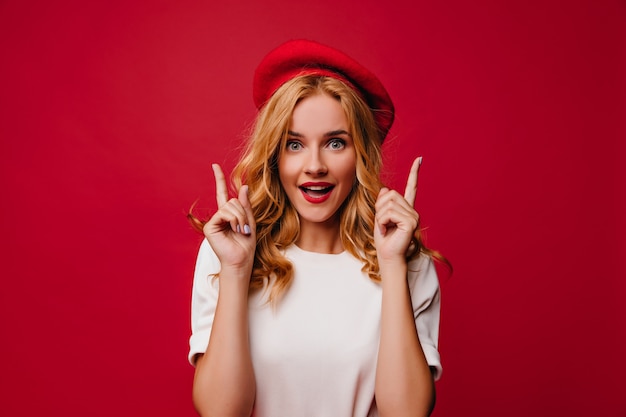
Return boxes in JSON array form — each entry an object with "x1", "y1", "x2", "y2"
[{"x1": 253, "y1": 39, "x2": 395, "y2": 140}]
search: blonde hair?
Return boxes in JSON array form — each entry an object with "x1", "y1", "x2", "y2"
[{"x1": 190, "y1": 74, "x2": 444, "y2": 304}]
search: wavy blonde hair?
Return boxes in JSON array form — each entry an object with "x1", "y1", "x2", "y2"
[{"x1": 190, "y1": 74, "x2": 443, "y2": 304}]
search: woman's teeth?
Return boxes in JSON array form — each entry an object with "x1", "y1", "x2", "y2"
[{"x1": 301, "y1": 185, "x2": 332, "y2": 196}]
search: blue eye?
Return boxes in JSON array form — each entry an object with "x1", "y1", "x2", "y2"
[
  {"x1": 328, "y1": 139, "x2": 345, "y2": 150},
  {"x1": 286, "y1": 141, "x2": 302, "y2": 151}
]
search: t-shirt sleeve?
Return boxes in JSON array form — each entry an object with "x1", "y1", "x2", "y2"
[
  {"x1": 188, "y1": 239, "x2": 221, "y2": 366},
  {"x1": 407, "y1": 253, "x2": 443, "y2": 380}
]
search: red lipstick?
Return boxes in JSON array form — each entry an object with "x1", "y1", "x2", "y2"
[{"x1": 299, "y1": 182, "x2": 334, "y2": 203}]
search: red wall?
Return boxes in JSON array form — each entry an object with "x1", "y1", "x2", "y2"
[{"x1": 1, "y1": 1, "x2": 624, "y2": 416}]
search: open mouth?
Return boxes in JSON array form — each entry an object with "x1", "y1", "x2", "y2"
[{"x1": 299, "y1": 185, "x2": 334, "y2": 197}]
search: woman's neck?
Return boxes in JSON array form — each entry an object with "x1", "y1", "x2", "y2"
[{"x1": 296, "y1": 217, "x2": 343, "y2": 254}]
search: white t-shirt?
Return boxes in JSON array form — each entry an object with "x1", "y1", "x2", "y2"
[{"x1": 189, "y1": 240, "x2": 442, "y2": 417}]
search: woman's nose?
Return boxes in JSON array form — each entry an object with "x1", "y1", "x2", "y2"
[{"x1": 304, "y1": 150, "x2": 327, "y2": 175}]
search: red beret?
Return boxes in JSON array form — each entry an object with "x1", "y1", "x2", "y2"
[{"x1": 253, "y1": 39, "x2": 395, "y2": 140}]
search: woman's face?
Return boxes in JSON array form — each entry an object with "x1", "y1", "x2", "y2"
[{"x1": 278, "y1": 93, "x2": 357, "y2": 227}]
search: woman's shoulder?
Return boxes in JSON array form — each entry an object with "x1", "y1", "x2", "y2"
[
  {"x1": 407, "y1": 252, "x2": 439, "y2": 287},
  {"x1": 194, "y1": 239, "x2": 222, "y2": 277},
  {"x1": 408, "y1": 251, "x2": 433, "y2": 269}
]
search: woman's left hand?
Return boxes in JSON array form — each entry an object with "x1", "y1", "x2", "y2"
[{"x1": 374, "y1": 157, "x2": 421, "y2": 263}]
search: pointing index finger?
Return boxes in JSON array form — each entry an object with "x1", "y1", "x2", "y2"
[
  {"x1": 212, "y1": 164, "x2": 229, "y2": 207},
  {"x1": 403, "y1": 157, "x2": 422, "y2": 206}
]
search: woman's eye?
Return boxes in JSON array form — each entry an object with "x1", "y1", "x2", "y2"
[
  {"x1": 328, "y1": 139, "x2": 345, "y2": 150},
  {"x1": 286, "y1": 141, "x2": 302, "y2": 151}
]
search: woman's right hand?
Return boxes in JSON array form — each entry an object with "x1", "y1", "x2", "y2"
[
  {"x1": 193, "y1": 164, "x2": 257, "y2": 416},
  {"x1": 203, "y1": 164, "x2": 257, "y2": 273}
]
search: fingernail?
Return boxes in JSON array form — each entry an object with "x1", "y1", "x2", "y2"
[
  {"x1": 418, "y1": 156, "x2": 423, "y2": 166},
  {"x1": 243, "y1": 224, "x2": 251, "y2": 235},
  {"x1": 236, "y1": 225, "x2": 241, "y2": 233}
]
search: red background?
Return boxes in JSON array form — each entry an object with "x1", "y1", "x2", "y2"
[{"x1": 1, "y1": 1, "x2": 624, "y2": 416}]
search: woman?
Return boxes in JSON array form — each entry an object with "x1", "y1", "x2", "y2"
[{"x1": 188, "y1": 39, "x2": 444, "y2": 417}]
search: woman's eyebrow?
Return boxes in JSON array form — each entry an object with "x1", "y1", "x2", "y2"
[
  {"x1": 287, "y1": 129, "x2": 351, "y2": 138},
  {"x1": 324, "y1": 130, "x2": 350, "y2": 137}
]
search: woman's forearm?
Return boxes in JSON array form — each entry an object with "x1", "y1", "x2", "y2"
[
  {"x1": 375, "y1": 260, "x2": 435, "y2": 417},
  {"x1": 192, "y1": 267, "x2": 256, "y2": 417}
]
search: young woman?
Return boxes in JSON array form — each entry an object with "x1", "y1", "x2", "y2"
[{"x1": 188, "y1": 39, "x2": 444, "y2": 417}]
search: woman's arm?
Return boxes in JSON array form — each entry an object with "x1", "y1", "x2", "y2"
[
  {"x1": 373, "y1": 157, "x2": 436, "y2": 417},
  {"x1": 192, "y1": 164, "x2": 257, "y2": 417},
  {"x1": 375, "y1": 259, "x2": 435, "y2": 417},
  {"x1": 192, "y1": 264, "x2": 256, "y2": 417}
]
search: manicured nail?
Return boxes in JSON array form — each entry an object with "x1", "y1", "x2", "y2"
[
  {"x1": 243, "y1": 224, "x2": 251, "y2": 235},
  {"x1": 236, "y1": 225, "x2": 241, "y2": 233}
]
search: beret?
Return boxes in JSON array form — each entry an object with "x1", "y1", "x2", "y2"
[{"x1": 253, "y1": 39, "x2": 394, "y2": 140}]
